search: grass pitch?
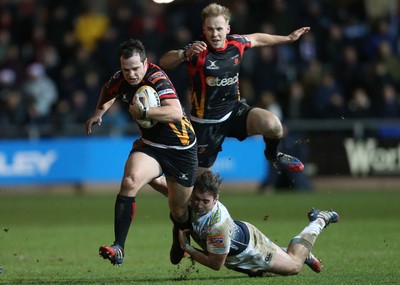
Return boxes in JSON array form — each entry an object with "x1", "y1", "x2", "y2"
[{"x1": 0, "y1": 188, "x2": 399, "y2": 285}]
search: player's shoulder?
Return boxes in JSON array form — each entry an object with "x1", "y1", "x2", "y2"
[
  {"x1": 146, "y1": 62, "x2": 173, "y2": 87},
  {"x1": 104, "y1": 70, "x2": 124, "y2": 90}
]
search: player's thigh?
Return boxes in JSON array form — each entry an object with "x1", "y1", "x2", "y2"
[
  {"x1": 247, "y1": 107, "x2": 282, "y2": 137},
  {"x1": 269, "y1": 246, "x2": 300, "y2": 275},
  {"x1": 122, "y1": 151, "x2": 163, "y2": 189},
  {"x1": 166, "y1": 176, "x2": 192, "y2": 213}
]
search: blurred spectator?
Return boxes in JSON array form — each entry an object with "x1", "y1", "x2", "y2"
[
  {"x1": 346, "y1": 87, "x2": 372, "y2": 118},
  {"x1": 375, "y1": 41, "x2": 400, "y2": 85},
  {"x1": 51, "y1": 89, "x2": 90, "y2": 132},
  {"x1": 334, "y1": 45, "x2": 366, "y2": 99},
  {"x1": 83, "y1": 69, "x2": 102, "y2": 108},
  {"x1": 23, "y1": 62, "x2": 58, "y2": 124},
  {"x1": 364, "y1": 61, "x2": 395, "y2": 104},
  {"x1": 0, "y1": 29, "x2": 11, "y2": 63},
  {"x1": 312, "y1": 71, "x2": 345, "y2": 118},
  {"x1": 229, "y1": 0, "x2": 252, "y2": 34},
  {"x1": 94, "y1": 25, "x2": 123, "y2": 74},
  {"x1": 285, "y1": 81, "x2": 310, "y2": 119},
  {"x1": 128, "y1": 1, "x2": 167, "y2": 62},
  {"x1": 256, "y1": 90, "x2": 283, "y2": 121},
  {"x1": 364, "y1": 0, "x2": 398, "y2": 21},
  {"x1": 363, "y1": 18, "x2": 397, "y2": 60},
  {"x1": 0, "y1": 68, "x2": 27, "y2": 127},
  {"x1": 252, "y1": 46, "x2": 280, "y2": 96},
  {"x1": 57, "y1": 63, "x2": 83, "y2": 101},
  {"x1": 74, "y1": 5, "x2": 109, "y2": 53},
  {"x1": 100, "y1": 101, "x2": 130, "y2": 136},
  {"x1": 298, "y1": 31, "x2": 318, "y2": 66},
  {"x1": 375, "y1": 83, "x2": 400, "y2": 118}
]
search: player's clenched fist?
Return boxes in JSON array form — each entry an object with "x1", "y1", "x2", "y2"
[{"x1": 129, "y1": 96, "x2": 146, "y2": 120}]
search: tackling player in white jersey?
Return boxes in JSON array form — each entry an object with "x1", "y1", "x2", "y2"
[{"x1": 178, "y1": 171, "x2": 339, "y2": 277}]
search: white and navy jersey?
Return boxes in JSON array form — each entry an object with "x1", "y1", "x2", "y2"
[
  {"x1": 190, "y1": 201, "x2": 249, "y2": 256},
  {"x1": 190, "y1": 201, "x2": 279, "y2": 271}
]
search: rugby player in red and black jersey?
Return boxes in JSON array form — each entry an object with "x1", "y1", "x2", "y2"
[
  {"x1": 86, "y1": 39, "x2": 197, "y2": 266},
  {"x1": 160, "y1": 3, "x2": 309, "y2": 179}
]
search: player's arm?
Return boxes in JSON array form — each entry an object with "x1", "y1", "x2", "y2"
[
  {"x1": 246, "y1": 26, "x2": 310, "y2": 48},
  {"x1": 179, "y1": 229, "x2": 228, "y2": 270},
  {"x1": 184, "y1": 245, "x2": 227, "y2": 271},
  {"x1": 85, "y1": 86, "x2": 116, "y2": 134},
  {"x1": 130, "y1": 95, "x2": 183, "y2": 123},
  {"x1": 159, "y1": 41, "x2": 207, "y2": 69}
]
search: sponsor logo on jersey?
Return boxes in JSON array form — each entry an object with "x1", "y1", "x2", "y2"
[
  {"x1": 120, "y1": 93, "x2": 129, "y2": 103},
  {"x1": 208, "y1": 235, "x2": 224, "y2": 247},
  {"x1": 158, "y1": 88, "x2": 174, "y2": 96},
  {"x1": 206, "y1": 60, "x2": 219, "y2": 70},
  {"x1": 148, "y1": 71, "x2": 166, "y2": 84},
  {"x1": 206, "y1": 73, "x2": 239, "y2": 87}
]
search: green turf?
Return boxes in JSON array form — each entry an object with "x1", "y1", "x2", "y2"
[{"x1": 0, "y1": 189, "x2": 399, "y2": 285}]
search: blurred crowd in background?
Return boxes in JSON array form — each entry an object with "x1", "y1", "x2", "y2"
[{"x1": 0, "y1": 0, "x2": 399, "y2": 138}]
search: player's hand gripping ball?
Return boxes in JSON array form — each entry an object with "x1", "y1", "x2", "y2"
[{"x1": 130, "y1": 85, "x2": 160, "y2": 128}]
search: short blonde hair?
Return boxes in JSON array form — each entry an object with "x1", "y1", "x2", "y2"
[{"x1": 201, "y1": 3, "x2": 231, "y2": 24}]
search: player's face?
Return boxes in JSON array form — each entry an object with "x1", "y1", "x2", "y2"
[
  {"x1": 120, "y1": 55, "x2": 147, "y2": 86},
  {"x1": 190, "y1": 191, "x2": 218, "y2": 216},
  {"x1": 203, "y1": 15, "x2": 230, "y2": 49}
]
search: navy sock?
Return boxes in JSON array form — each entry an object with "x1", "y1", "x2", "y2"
[{"x1": 114, "y1": 195, "x2": 136, "y2": 248}]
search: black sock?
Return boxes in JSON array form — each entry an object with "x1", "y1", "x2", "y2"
[
  {"x1": 263, "y1": 137, "x2": 280, "y2": 161},
  {"x1": 114, "y1": 195, "x2": 136, "y2": 248}
]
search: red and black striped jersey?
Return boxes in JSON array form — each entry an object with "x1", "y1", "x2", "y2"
[
  {"x1": 103, "y1": 62, "x2": 196, "y2": 149},
  {"x1": 184, "y1": 34, "x2": 251, "y2": 121}
]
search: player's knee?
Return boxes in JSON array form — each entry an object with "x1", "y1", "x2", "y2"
[
  {"x1": 259, "y1": 114, "x2": 282, "y2": 138},
  {"x1": 285, "y1": 262, "x2": 302, "y2": 276},
  {"x1": 120, "y1": 175, "x2": 140, "y2": 195},
  {"x1": 170, "y1": 208, "x2": 187, "y2": 223}
]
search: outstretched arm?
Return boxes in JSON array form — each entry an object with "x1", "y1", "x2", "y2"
[
  {"x1": 159, "y1": 41, "x2": 208, "y2": 69},
  {"x1": 247, "y1": 26, "x2": 310, "y2": 48},
  {"x1": 179, "y1": 230, "x2": 227, "y2": 270},
  {"x1": 85, "y1": 87, "x2": 116, "y2": 134}
]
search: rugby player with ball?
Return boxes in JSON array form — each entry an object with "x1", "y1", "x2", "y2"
[{"x1": 86, "y1": 39, "x2": 197, "y2": 266}]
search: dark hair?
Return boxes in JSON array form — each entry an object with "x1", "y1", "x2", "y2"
[
  {"x1": 194, "y1": 171, "x2": 223, "y2": 198},
  {"x1": 118, "y1": 39, "x2": 146, "y2": 62}
]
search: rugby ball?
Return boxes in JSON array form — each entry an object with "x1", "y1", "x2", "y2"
[{"x1": 134, "y1": 85, "x2": 160, "y2": 128}]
